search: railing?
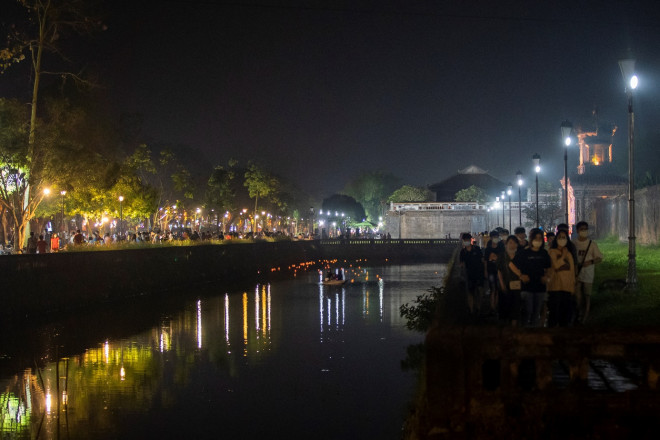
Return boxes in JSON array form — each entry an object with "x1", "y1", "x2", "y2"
[
  {"x1": 389, "y1": 201, "x2": 540, "y2": 212},
  {"x1": 423, "y1": 326, "x2": 660, "y2": 436},
  {"x1": 319, "y1": 238, "x2": 460, "y2": 246}
]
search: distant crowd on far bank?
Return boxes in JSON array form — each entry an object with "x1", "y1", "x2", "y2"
[{"x1": 459, "y1": 221, "x2": 603, "y2": 327}]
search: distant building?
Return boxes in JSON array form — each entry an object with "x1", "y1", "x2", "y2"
[
  {"x1": 428, "y1": 165, "x2": 506, "y2": 202},
  {"x1": 562, "y1": 122, "x2": 626, "y2": 227}
]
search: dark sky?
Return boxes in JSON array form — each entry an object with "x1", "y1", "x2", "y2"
[{"x1": 4, "y1": 0, "x2": 660, "y2": 199}]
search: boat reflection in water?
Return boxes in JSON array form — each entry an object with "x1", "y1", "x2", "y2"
[{"x1": 0, "y1": 264, "x2": 446, "y2": 439}]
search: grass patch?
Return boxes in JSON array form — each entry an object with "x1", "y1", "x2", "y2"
[{"x1": 589, "y1": 236, "x2": 660, "y2": 326}]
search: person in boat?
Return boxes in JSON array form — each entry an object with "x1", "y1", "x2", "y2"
[
  {"x1": 336, "y1": 270, "x2": 343, "y2": 281},
  {"x1": 325, "y1": 270, "x2": 335, "y2": 281}
]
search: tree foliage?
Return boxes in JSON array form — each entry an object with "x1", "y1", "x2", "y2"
[
  {"x1": 321, "y1": 194, "x2": 366, "y2": 223},
  {"x1": 387, "y1": 185, "x2": 433, "y2": 203},
  {"x1": 343, "y1": 170, "x2": 400, "y2": 222},
  {"x1": 522, "y1": 196, "x2": 562, "y2": 231},
  {"x1": 244, "y1": 162, "x2": 280, "y2": 216},
  {"x1": 454, "y1": 185, "x2": 489, "y2": 204}
]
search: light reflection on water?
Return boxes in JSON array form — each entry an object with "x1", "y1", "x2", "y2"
[{"x1": 0, "y1": 263, "x2": 446, "y2": 439}]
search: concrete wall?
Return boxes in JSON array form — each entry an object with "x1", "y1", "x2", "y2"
[
  {"x1": 384, "y1": 209, "x2": 537, "y2": 239},
  {"x1": 1, "y1": 240, "x2": 457, "y2": 318},
  {"x1": 593, "y1": 184, "x2": 660, "y2": 244}
]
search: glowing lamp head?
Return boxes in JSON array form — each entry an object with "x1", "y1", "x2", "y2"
[
  {"x1": 60, "y1": 190, "x2": 66, "y2": 196},
  {"x1": 118, "y1": 196, "x2": 124, "y2": 202},
  {"x1": 560, "y1": 120, "x2": 573, "y2": 147},
  {"x1": 630, "y1": 74, "x2": 638, "y2": 89},
  {"x1": 532, "y1": 153, "x2": 541, "y2": 174},
  {"x1": 43, "y1": 188, "x2": 51, "y2": 195}
]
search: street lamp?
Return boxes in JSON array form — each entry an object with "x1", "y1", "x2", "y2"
[
  {"x1": 516, "y1": 171, "x2": 523, "y2": 227},
  {"x1": 118, "y1": 196, "x2": 124, "y2": 239},
  {"x1": 532, "y1": 153, "x2": 541, "y2": 228},
  {"x1": 507, "y1": 184, "x2": 512, "y2": 232},
  {"x1": 560, "y1": 120, "x2": 573, "y2": 226},
  {"x1": 60, "y1": 190, "x2": 66, "y2": 234},
  {"x1": 619, "y1": 57, "x2": 638, "y2": 290}
]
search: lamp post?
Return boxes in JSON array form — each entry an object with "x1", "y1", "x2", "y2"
[
  {"x1": 532, "y1": 154, "x2": 541, "y2": 228},
  {"x1": 507, "y1": 184, "x2": 512, "y2": 232},
  {"x1": 60, "y1": 190, "x2": 66, "y2": 234},
  {"x1": 499, "y1": 192, "x2": 505, "y2": 228},
  {"x1": 516, "y1": 171, "x2": 523, "y2": 227},
  {"x1": 495, "y1": 197, "x2": 500, "y2": 228},
  {"x1": 560, "y1": 121, "x2": 573, "y2": 226},
  {"x1": 118, "y1": 196, "x2": 124, "y2": 240},
  {"x1": 619, "y1": 57, "x2": 639, "y2": 290}
]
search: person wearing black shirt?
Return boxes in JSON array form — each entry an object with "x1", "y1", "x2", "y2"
[
  {"x1": 459, "y1": 233, "x2": 484, "y2": 316},
  {"x1": 511, "y1": 228, "x2": 551, "y2": 327},
  {"x1": 483, "y1": 230, "x2": 504, "y2": 312}
]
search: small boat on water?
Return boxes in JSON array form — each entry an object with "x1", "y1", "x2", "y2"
[{"x1": 322, "y1": 279, "x2": 346, "y2": 286}]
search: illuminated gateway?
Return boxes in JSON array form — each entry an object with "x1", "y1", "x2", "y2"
[{"x1": 562, "y1": 121, "x2": 626, "y2": 228}]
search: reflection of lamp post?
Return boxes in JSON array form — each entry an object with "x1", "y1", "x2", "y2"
[
  {"x1": 560, "y1": 121, "x2": 573, "y2": 226},
  {"x1": 507, "y1": 184, "x2": 512, "y2": 232},
  {"x1": 516, "y1": 171, "x2": 523, "y2": 227},
  {"x1": 619, "y1": 57, "x2": 639, "y2": 291},
  {"x1": 532, "y1": 153, "x2": 541, "y2": 228},
  {"x1": 118, "y1": 196, "x2": 124, "y2": 239},
  {"x1": 60, "y1": 190, "x2": 66, "y2": 234}
]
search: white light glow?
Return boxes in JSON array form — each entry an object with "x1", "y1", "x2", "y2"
[
  {"x1": 564, "y1": 137, "x2": 571, "y2": 146},
  {"x1": 535, "y1": 165, "x2": 541, "y2": 173},
  {"x1": 630, "y1": 74, "x2": 638, "y2": 89}
]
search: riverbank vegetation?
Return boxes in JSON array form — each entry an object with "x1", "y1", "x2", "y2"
[{"x1": 589, "y1": 237, "x2": 660, "y2": 326}]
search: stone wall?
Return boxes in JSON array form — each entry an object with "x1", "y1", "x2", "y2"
[{"x1": 593, "y1": 184, "x2": 660, "y2": 244}]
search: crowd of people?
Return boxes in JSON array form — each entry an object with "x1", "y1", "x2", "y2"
[{"x1": 459, "y1": 221, "x2": 603, "y2": 327}]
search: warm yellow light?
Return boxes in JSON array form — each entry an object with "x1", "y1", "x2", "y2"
[{"x1": 43, "y1": 188, "x2": 51, "y2": 195}]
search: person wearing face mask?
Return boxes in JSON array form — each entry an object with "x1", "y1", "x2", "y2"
[
  {"x1": 484, "y1": 230, "x2": 504, "y2": 312},
  {"x1": 514, "y1": 227, "x2": 527, "y2": 250},
  {"x1": 573, "y1": 221, "x2": 603, "y2": 324},
  {"x1": 510, "y1": 228, "x2": 551, "y2": 327},
  {"x1": 497, "y1": 235, "x2": 522, "y2": 326},
  {"x1": 547, "y1": 230, "x2": 575, "y2": 327},
  {"x1": 459, "y1": 232, "x2": 484, "y2": 317}
]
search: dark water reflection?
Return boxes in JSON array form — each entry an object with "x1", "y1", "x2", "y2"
[{"x1": 0, "y1": 264, "x2": 446, "y2": 439}]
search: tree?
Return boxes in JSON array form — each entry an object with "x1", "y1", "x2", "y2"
[
  {"x1": 1, "y1": 0, "x2": 102, "y2": 248},
  {"x1": 321, "y1": 194, "x2": 366, "y2": 224},
  {"x1": 343, "y1": 171, "x2": 400, "y2": 222},
  {"x1": 206, "y1": 161, "x2": 237, "y2": 231},
  {"x1": 244, "y1": 163, "x2": 280, "y2": 231},
  {"x1": 454, "y1": 185, "x2": 489, "y2": 204},
  {"x1": 387, "y1": 185, "x2": 433, "y2": 203},
  {"x1": 522, "y1": 196, "x2": 562, "y2": 231}
]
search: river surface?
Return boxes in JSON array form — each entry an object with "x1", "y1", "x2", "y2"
[{"x1": 0, "y1": 263, "x2": 446, "y2": 439}]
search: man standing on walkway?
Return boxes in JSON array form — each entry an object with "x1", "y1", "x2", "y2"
[
  {"x1": 26, "y1": 232, "x2": 38, "y2": 254},
  {"x1": 573, "y1": 221, "x2": 603, "y2": 324},
  {"x1": 459, "y1": 233, "x2": 484, "y2": 317}
]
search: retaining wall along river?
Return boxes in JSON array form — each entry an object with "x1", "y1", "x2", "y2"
[{"x1": 1, "y1": 239, "x2": 457, "y2": 318}]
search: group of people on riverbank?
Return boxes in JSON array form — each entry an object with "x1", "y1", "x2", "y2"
[{"x1": 459, "y1": 221, "x2": 603, "y2": 327}]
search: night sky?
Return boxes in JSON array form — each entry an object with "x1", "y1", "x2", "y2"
[{"x1": 3, "y1": 0, "x2": 660, "y2": 198}]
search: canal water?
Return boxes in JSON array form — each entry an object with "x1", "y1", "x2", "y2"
[{"x1": 0, "y1": 263, "x2": 446, "y2": 439}]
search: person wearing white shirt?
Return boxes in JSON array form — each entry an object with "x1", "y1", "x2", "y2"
[{"x1": 573, "y1": 221, "x2": 603, "y2": 324}]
